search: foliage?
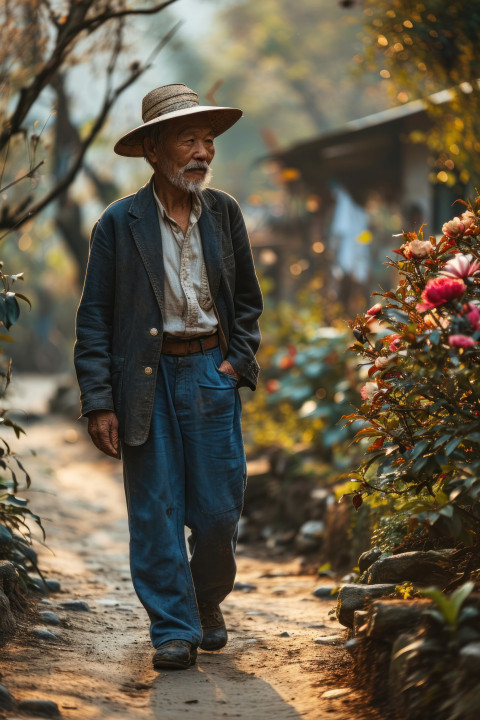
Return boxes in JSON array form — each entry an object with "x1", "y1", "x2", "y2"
[
  {"x1": 343, "y1": 192, "x2": 480, "y2": 548},
  {"x1": 0, "y1": 267, "x2": 44, "y2": 582},
  {"x1": 242, "y1": 279, "x2": 361, "y2": 474},
  {"x1": 421, "y1": 580, "x2": 475, "y2": 630},
  {"x1": 391, "y1": 581, "x2": 480, "y2": 720},
  {"x1": 356, "y1": 0, "x2": 480, "y2": 185}
]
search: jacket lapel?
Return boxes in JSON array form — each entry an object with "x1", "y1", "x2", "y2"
[
  {"x1": 199, "y1": 190, "x2": 223, "y2": 301},
  {"x1": 129, "y1": 178, "x2": 165, "y2": 314}
]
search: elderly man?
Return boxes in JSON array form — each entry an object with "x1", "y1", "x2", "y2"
[{"x1": 74, "y1": 84, "x2": 262, "y2": 670}]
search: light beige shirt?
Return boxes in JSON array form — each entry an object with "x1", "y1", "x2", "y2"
[{"x1": 153, "y1": 188, "x2": 218, "y2": 338}]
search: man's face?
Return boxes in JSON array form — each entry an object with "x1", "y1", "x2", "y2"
[{"x1": 151, "y1": 119, "x2": 215, "y2": 193}]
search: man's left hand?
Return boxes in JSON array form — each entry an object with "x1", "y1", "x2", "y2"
[{"x1": 218, "y1": 360, "x2": 241, "y2": 380}]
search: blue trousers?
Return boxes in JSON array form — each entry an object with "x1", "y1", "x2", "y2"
[{"x1": 122, "y1": 345, "x2": 246, "y2": 649}]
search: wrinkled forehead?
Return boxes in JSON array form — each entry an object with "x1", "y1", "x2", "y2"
[{"x1": 165, "y1": 117, "x2": 215, "y2": 139}]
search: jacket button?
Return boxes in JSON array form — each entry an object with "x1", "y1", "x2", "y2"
[
  {"x1": 149, "y1": 328, "x2": 159, "y2": 336},
  {"x1": 144, "y1": 366, "x2": 153, "y2": 375}
]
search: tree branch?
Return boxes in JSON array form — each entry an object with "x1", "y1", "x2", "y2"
[
  {"x1": 79, "y1": 0, "x2": 178, "y2": 34},
  {"x1": 0, "y1": 20, "x2": 182, "y2": 239},
  {"x1": 0, "y1": 161, "x2": 44, "y2": 194},
  {"x1": 0, "y1": 0, "x2": 178, "y2": 152}
]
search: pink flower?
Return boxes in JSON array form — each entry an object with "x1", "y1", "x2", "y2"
[
  {"x1": 388, "y1": 334, "x2": 402, "y2": 352},
  {"x1": 443, "y1": 217, "x2": 465, "y2": 238},
  {"x1": 374, "y1": 354, "x2": 397, "y2": 369},
  {"x1": 401, "y1": 238, "x2": 435, "y2": 259},
  {"x1": 448, "y1": 334, "x2": 475, "y2": 349},
  {"x1": 461, "y1": 210, "x2": 476, "y2": 230},
  {"x1": 416, "y1": 277, "x2": 466, "y2": 312},
  {"x1": 360, "y1": 381, "x2": 378, "y2": 400},
  {"x1": 366, "y1": 303, "x2": 382, "y2": 316},
  {"x1": 439, "y1": 253, "x2": 480, "y2": 279},
  {"x1": 463, "y1": 302, "x2": 480, "y2": 331}
]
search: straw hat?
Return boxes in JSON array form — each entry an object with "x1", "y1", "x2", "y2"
[{"x1": 114, "y1": 83, "x2": 243, "y2": 157}]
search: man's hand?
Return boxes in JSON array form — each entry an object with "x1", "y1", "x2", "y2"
[
  {"x1": 218, "y1": 359, "x2": 241, "y2": 380},
  {"x1": 87, "y1": 410, "x2": 120, "y2": 459}
]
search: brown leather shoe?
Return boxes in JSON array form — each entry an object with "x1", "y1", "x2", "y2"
[
  {"x1": 198, "y1": 603, "x2": 228, "y2": 651},
  {"x1": 152, "y1": 639, "x2": 197, "y2": 670}
]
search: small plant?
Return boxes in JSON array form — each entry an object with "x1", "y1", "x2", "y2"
[
  {"x1": 421, "y1": 580, "x2": 476, "y2": 630},
  {"x1": 0, "y1": 266, "x2": 44, "y2": 584}
]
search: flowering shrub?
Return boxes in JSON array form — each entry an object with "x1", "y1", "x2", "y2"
[{"x1": 344, "y1": 197, "x2": 480, "y2": 544}]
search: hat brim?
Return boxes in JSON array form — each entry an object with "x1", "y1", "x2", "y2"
[{"x1": 114, "y1": 106, "x2": 243, "y2": 157}]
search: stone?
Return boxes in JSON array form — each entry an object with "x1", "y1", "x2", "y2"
[
  {"x1": 322, "y1": 688, "x2": 351, "y2": 699},
  {"x1": 336, "y1": 584, "x2": 397, "y2": 628},
  {"x1": 299, "y1": 520, "x2": 325, "y2": 539},
  {"x1": 233, "y1": 582, "x2": 257, "y2": 593},
  {"x1": 18, "y1": 699, "x2": 60, "y2": 717},
  {"x1": 312, "y1": 585, "x2": 339, "y2": 600},
  {"x1": 459, "y1": 642, "x2": 480, "y2": 674},
  {"x1": 365, "y1": 599, "x2": 428, "y2": 639},
  {"x1": 352, "y1": 610, "x2": 368, "y2": 636},
  {"x1": 59, "y1": 600, "x2": 90, "y2": 612},
  {"x1": 340, "y1": 573, "x2": 356, "y2": 584},
  {"x1": 358, "y1": 548, "x2": 382, "y2": 573},
  {"x1": 314, "y1": 635, "x2": 343, "y2": 645},
  {"x1": 295, "y1": 520, "x2": 325, "y2": 552},
  {"x1": 29, "y1": 576, "x2": 60, "y2": 594},
  {"x1": 44, "y1": 580, "x2": 61, "y2": 593},
  {"x1": 278, "y1": 631, "x2": 290, "y2": 637},
  {"x1": 364, "y1": 550, "x2": 454, "y2": 586},
  {"x1": 38, "y1": 611, "x2": 61, "y2": 626},
  {"x1": 33, "y1": 628, "x2": 58, "y2": 641},
  {"x1": 0, "y1": 684, "x2": 15, "y2": 710}
]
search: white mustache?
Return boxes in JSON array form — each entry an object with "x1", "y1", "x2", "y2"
[{"x1": 181, "y1": 161, "x2": 209, "y2": 173}]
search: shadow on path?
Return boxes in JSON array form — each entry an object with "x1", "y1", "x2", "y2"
[{"x1": 149, "y1": 649, "x2": 303, "y2": 720}]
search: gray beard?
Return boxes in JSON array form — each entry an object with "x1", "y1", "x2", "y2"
[{"x1": 163, "y1": 162, "x2": 212, "y2": 193}]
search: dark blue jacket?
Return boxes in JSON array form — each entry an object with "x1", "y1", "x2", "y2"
[{"x1": 74, "y1": 178, "x2": 263, "y2": 446}]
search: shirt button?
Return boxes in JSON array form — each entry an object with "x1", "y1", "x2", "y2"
[
  {"x1": 144, "y1": 367, "x2": 153, "y2": 375},
  {"x1": 149, "y1": 328, "x2": 159, "y2": 336}
]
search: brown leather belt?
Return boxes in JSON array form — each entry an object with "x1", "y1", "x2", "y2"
[{"x1": 161, "y1": 333, "x2": 219, "y2": 356}]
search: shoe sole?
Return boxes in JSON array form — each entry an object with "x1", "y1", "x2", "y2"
[
  {"x1": 153, "y1": 658, "x2": 196, "y2": 670},
  {"x1": 153, "y1": 650, "x2": 197, "y2": 670}
]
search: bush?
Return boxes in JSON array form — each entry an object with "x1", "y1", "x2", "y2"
[
  {"x1": 0, "y1": 266, "x2": 44, "y2": 582},
  {"x1": 343, "y1": 195, "x2": 480, "y2": 549}
]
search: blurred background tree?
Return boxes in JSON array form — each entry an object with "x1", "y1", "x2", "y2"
[
  {"x1": 351, "y1": 0, "x2": 480, "y2": 187},
  {"x1": 198, "y1": 0, "x2": 389, "y2": 201},
  {"x1": 0, "y1": 0, "x2": 179, "y2": 370}
]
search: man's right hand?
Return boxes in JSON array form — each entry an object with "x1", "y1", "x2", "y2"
[{"x1": 87, "y1": 410, "x2": 120, "y2": 459}]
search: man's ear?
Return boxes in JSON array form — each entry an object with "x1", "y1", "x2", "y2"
[{"x1": 143, "y1": 136, "x2": 157, "y2": 164}]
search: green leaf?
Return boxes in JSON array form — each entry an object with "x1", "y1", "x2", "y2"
[
  {"x1": 433, "y1": 434, "x2": 452, "y2": 449},
  {"x1": 412, "y1": 439, "x2": 430, "y2": 459},
  {"x1": 4, "y1": 293, "x2": 20, "y2": 329},
  {"x1": 450, "y1": 581, "x2": 475, "y2": 620},
  {"x1": 445, "y1": 437, "x2": 462, "y2": 456},
  {"x1": 385, "y1": 308, "x2": 410, "y2": 324}
]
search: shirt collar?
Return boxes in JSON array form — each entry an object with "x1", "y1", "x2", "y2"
[{"x1": 152, "y1": 185, "x2": 202, "y2": 224}]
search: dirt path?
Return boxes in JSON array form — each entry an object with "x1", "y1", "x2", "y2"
[{"x1": 0, "y1": 409, "x2": 384, "y2": 720}]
